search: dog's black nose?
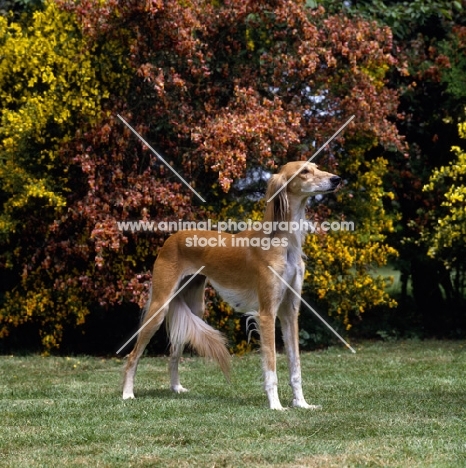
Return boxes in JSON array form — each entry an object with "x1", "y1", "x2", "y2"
[{"x1": 330, "y1": 176, "x2": 341, "y2": 187}]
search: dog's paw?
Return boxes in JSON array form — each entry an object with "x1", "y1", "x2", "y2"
[
  {"x1": 292, "y1": 399, "x2": 322, "y2": 410},
  {"x1": 171, "y1": 385, "x2": 189, "y2": 394},
  {"x1": 269, "y1": 402, "x2": 287, "y2": 411},
  {"x1": 122, "y1": 392, "x2": 135, "y2": 400}
]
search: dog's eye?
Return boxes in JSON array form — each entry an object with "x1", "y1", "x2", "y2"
[{"x1": 300, "y1": 168, "x2": 309, "y2": 175}]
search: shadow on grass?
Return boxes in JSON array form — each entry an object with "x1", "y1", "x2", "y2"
[{"x1": 131, "y1": 387, "x2": 266, "y2": 409}]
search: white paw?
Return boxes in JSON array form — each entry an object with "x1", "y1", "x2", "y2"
[
  {"x1": 269, "y1": 402, "x2": 286, "y2": 411},
  {"x1": 292, "y1": 399, "x2": 322, "y2": 410},
  {"x1": 122, "y1": 392, "x2": 135, "y2": 400},
  {"x1": 171, "y1": 385, "x2": 189, "y2": 394}
]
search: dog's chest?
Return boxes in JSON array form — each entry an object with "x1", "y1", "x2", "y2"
[{"x1": 208, "y1": 280, "x2": 259, "y2": 312}]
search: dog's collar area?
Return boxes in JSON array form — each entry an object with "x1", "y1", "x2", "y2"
[{"x1": 300, "y1": 189, "x2": 335, "y2": 195}]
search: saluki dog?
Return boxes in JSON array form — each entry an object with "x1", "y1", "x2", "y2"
[{"x1": 122, "y1": 161, "x2": 341, "y2": 410}]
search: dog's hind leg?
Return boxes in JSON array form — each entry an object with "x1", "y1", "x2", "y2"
[
  {"x1": 167, "y1": 275, "x2": 210, "y2": 393},
  {"x1": 166, "y1": 274, "x2": 230, "y2": 390},
  {"x1": 169, "y1": 341, "x2": 188, "y2": 393},
  {"x1": 122, "y1": 274, "x2": 179, "y2": 400}
]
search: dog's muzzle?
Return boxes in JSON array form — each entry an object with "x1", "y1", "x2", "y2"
[{"x1": 330, "y1": 176, "x2": 341, "y2": 190}]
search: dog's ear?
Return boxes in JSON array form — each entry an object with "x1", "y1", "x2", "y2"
[{"x1": 265, "y1": 172, "x2": 289, "y2": 223}]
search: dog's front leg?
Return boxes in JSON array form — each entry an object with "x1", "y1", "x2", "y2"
[
  {"x1": 278, "y1": 295, "x2": 321, "y2": 410},
  {"x1": 259, "y1": 312, "x2": 284, "y2": 410}
]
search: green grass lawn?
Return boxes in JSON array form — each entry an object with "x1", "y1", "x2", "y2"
[{"x1": 1, "y1": 340, "x2": 465, "y2": 467}]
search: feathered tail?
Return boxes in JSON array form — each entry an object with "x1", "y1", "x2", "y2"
[{"x1": 166, "y1": 297, "x2": 231, "y2": 379}]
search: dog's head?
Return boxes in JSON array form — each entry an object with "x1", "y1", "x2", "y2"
[
  {"x1": 282, "y1": 161, "x2": 341, "y2": 195},
  {"x1": 265, "y1": 161, "x2": 341, "y2": 222}
]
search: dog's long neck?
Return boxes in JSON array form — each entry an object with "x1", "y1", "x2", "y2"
[{"x1": 264, "y1": 192, "x2": 308, "y2": 252}]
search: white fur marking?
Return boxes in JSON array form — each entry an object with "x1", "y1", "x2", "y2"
[
  {"x1": 209, "y1": 280, "x2": 259, "y2": 312},
  {"x1": 264, "y1": 370, "x2": 284, "y2": 410}
]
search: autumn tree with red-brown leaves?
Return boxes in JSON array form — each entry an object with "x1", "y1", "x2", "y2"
[{"x1": 0, "y1": 0, "x2": 405, "y2": 352}]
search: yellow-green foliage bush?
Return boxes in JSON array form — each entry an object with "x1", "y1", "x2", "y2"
[
  {"x1": 0, "y1": 1, "x2": 126, "y2": 236},
  {"x1": 423, "y1": 121, "x2": 466, "y2": 270},
  {"x1": 0, "y1": 1, "x2": 129, "y2": 352},
  {"x1": 302, "y1": 154, "x2": 398, "y2": 334}
]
